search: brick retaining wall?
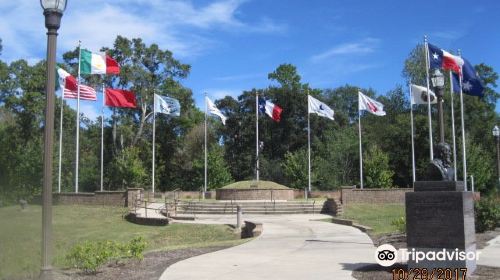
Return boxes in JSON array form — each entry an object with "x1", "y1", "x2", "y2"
[
  {"x1": 54, "y1": 191, "x2": 127, "y2": 207},
  {"x1": 293, "y1": 190, "x2": 341, "y2": 199},
  {"x1": 340, "y1": 187, "x2": 413, "y2": 205},
  {"x1": 216, "y1": 189, "x2": 294, "y2": 200}
]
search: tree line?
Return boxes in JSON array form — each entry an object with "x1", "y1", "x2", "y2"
[{"x1": 0, "y1": 36, "x2": 498, "y2": 202}]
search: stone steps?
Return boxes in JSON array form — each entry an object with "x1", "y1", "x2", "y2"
[{"x1": 175, "y1": 200, "x2": 323, "y2": 215}]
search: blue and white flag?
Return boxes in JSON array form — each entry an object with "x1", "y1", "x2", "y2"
[
  {"x1": 206, "y1": 96, "x2": 227, "y2": 125},
  {"x1": 452, "y1": 58, "x2": 485, "y2": 97},
  {"x1": 308, "y1": 95, "x2": 334, "y2": 120},
  {"x1": 154, "y1": 94, "x2": 180, "y2": 116}
]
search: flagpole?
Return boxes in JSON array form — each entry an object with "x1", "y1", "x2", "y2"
[
  {"x1": 152, "y1": 92, "x2": 156, "y2": 195},
  {"x1": 75, "y1": 40, "x2": 81, "y2": 193},
  {"x1": 358, "y1": 92, "x2": 364, "y2": 189},
  {"x1": 204, "y1": 93, "x2": 208, "y2": 199},
  {"x1": 57, "y1": 82, "x2": 64, "y2": 193},
  {"x1": 424, "y1": 35, "x2": 434, "y2": 160},
  {"x1": 100, "y1": 83, "x2": 105, "y2": 191},
  {"x1": 458, "y1": 49, "x2": 467, "y2": 189},
  {"x1": 255, "y1": 91, "x2": 259, "y2": 183},
  {"x1": 307, "y1": 94, "x2": 311, "y2": 193},
  {"x1": 449, "y1": 71, "x2": 458, "y2": 181},
  {"x1": 409, "y1": 83, "x2": 416, "y2": 183}
]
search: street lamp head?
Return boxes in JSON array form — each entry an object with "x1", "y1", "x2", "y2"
[
  {"x1": 40, "y1": 0, "x2": 67, "y2": 13},
  {"x1": 493, "y1": 125, "x2": 499, "y2": 137},
  {"x1": 431, "y1": 69, "x2": 445, "y2": 89},
  {"x1": 41, "y1": 0, "x2": 67, "y2": 31}
]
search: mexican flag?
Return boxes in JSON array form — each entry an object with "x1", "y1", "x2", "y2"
[{"x1": 80, "y1": 49, "x2": 120, "y2": 75}]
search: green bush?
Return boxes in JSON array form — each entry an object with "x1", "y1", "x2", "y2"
[
  {"x1": 364, "y1": 145, "x2": 394, "y2": 188},
  {"x1": 475, "y1": 198, "x2": 500, "y2": 233},
  {"x1": 66, "y1": 237, "x2": 147, "y2": 273},
  {"x1": 391, "y1": 216, "x2": 406, "y2": 233},
  {"x1": 125, "y1": 236, "x2": 147, "y2": 260}
]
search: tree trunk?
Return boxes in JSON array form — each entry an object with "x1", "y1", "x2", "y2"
[{"x1": 132, "y1": 102, "x2": 147, "y2": 146}]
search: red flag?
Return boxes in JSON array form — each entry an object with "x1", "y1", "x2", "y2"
[
  {"x1": 106, "y1": 55, "x2": 120, "y2": 75},
  {"x1": 105, "y1": 89, "x2": 136, "y2": 108}
]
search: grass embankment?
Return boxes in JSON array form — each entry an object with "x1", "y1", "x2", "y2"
[
  {"x1": 0, "y1": 205, "x2": 244, "y2": 279},
  {"x1": 341, "y1": 203, "x2": 405, "y2": 235},
  {"x1": 221, "y1": 180, "x2": 290, "y2": 189}
]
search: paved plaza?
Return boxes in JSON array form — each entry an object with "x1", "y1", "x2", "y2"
[{"x1": 160, "y1": 214, "x2": 375, "y2": 280}]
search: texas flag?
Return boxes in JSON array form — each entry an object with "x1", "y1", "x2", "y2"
[
  {"x1": 358, "y1": 91, "x2": 386, "y2": 116},
  {"x1": 258, "y1": 97, "x2": 283, "y2": 122},
  {"x1": 428, "y1": 43, "x2": 464, "y2": 74}
]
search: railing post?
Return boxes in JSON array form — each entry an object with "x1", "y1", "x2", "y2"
[
  {"x1": 144, "y1": 200, "x2": 147, "y2": 218},
  {"x1": 236, "y1": 205, "x2": 242, "y2": 230}
]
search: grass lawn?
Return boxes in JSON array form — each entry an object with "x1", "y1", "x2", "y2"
[
  {"x1": 341, "y1": 203, "x2": 405, "y2": 235},
  {"x1": 0, "y1": 205, "x2": 244, "y2": 279},
  {"x1": 221, "y1": 180, "x2": 290, "y2": 189}
]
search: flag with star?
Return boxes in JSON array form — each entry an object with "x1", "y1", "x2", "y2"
[
  {"x1": 427, "y1": 43, "x2": 464, "y2": 74},
  {"x1": 451, "y1": 58, "x2": 484, "y2": 97}
]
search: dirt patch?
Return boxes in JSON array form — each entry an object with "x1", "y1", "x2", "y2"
[{"x1": 50, "y1": 246, "x2": 230, "y2": 280}]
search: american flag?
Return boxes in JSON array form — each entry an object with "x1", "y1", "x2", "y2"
[{"x1": 64, "y1": 84, "x2": 97, "y2": 101}]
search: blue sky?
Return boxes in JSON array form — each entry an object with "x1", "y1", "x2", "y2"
[{"x1": 1, "y1": 0, "x2": 499, "y2": 119}]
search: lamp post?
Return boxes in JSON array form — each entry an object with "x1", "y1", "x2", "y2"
[
  {"x1": 431, "y1": 69, "x2": 445, "y2": 143},
  {"x1": 493, "y1": 125, "x2": 500, "y2": 184},
  {"x1": 40, "y1": 0, "x2": 66, "y2": 278}
]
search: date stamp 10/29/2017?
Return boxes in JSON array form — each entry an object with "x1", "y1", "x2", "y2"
[{"x1": 391, "y1": 268, "x2": 468, "y2": 280}]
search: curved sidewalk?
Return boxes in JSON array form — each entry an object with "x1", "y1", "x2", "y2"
[{"x1": 160, "y1": 214, "x2": 375, "y2": 280}]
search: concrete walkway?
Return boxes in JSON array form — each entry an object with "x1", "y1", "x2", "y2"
[
  {"x1": 160, "y1": 214, "x2": 375, "y2": 280},
  {"x1": 477, "y1": 235, "x2": 500, "y2": 268},
  {"x1": 134, "y1": 202, "x2": 166, "y2": 219}
]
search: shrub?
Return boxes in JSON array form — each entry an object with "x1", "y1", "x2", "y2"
[
  {"x1": 125, "y1": 237, "x2": 147, "y2": 260},
  {"x1": 364, "y1": 145, "x2": 394, "y2": 188},
  {"x1": 475, "y1": 198, "x2": 500, "y2": 233},
  {"x1": 391, "y1": 216, "x2": 406, "y2": 233},
  {"x1": 66, "y1": 237, "x2": 147, "y2": 273}
]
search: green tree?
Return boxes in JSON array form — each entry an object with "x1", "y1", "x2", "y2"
[
  {"x1": 465, "y1": 141, "x2": 495, "y2": 193},
  {"x1": 281, "y1": 149, "x2": 309, "y2": 189},
  {"x1": 108, "y1": 147, "x2": 148, "y2": 188},
  {"x1": 364, "y1": 145, "x2": 394, "y2": 188}
]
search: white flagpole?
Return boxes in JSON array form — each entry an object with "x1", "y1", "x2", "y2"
[
  {"x1": 458, "y1": 50, "x2": 467, "y2": 189},
  {"x1": 307, "y1": 93, "x2": 311, "y2": 193},
  {"x1": 204, "y1": 93, "x2": 208, "y2": 199},
  {"x1": 75, "y1": 41, "x2": 81, "y2": 193},
  {"x1": 409, "y1": 83, "x2": 416, "y2": 183},
  {"x1": 424, "y1": 36, "x2": 434, "y2": 160},
  {"x1": 100, "y1": 84, "x2": 105, "y2": 191},
  {"x1": 255, "y1": 91, "x2": 259, "y2": 183},
  {"x1": 449, "y1": 71, "x2": 458, "y2": 181},
  {"x1": 358, "y1": 95, "x2": 363, "y2": 189},
  {"x1": 152, "y1": 92, "x2": 156, "y2": 194},
  {"x1": 57, "y1": 82, "x2": 64, "y2": 193}
]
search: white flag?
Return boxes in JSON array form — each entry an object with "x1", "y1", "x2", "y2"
[
  {"x1": 308, "y1": 95, "x2": 334, "y2": 120},
  {"x1": 410, "y1": 84, "x2": 437, "y2": 105},
  {"x1": 358, "y1": 91, "x2": 386, "y2": 116},
  {"x1": 206, "y1": 96, "x2": 227, "y2": 125},
  {"x1": 154, "y1": 94, "x2": 180, "y2": 116}
]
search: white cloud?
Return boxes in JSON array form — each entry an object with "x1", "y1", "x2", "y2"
[
  {"x1": 80, "y1": 103, "x2": 100, "y2": 121},
  {"x1": 205, "y1": 89, "x2": 242, "y2": 100},
  {"x1": 0, "y1": 0, "x2": 285, "y2": 62},
  {"x1": 213, "y1": 73, "x2": 263, "y2": 82},
  {"x1": 431, "y1": 31, "x2": 465, "y2": 41},
  {"x1": 311, "y1": 38, "x2": 380, "y2": 62}
]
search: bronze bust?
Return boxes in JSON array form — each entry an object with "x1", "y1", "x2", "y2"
[{"x1": 425, "y1": 142, "x2": 455, "y2": 181}]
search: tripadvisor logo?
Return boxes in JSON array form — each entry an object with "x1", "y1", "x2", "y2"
[
  {"x1": 375, "y1": 244, "x2": 398, "y2": 267},
  {"x1": 375, "y1": 244, "x2": 481, "y2": 267}
]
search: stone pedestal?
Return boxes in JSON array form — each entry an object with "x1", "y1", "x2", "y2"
[{"x1": 406, "y1": 181, "x2": 476, "y2": 274}]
